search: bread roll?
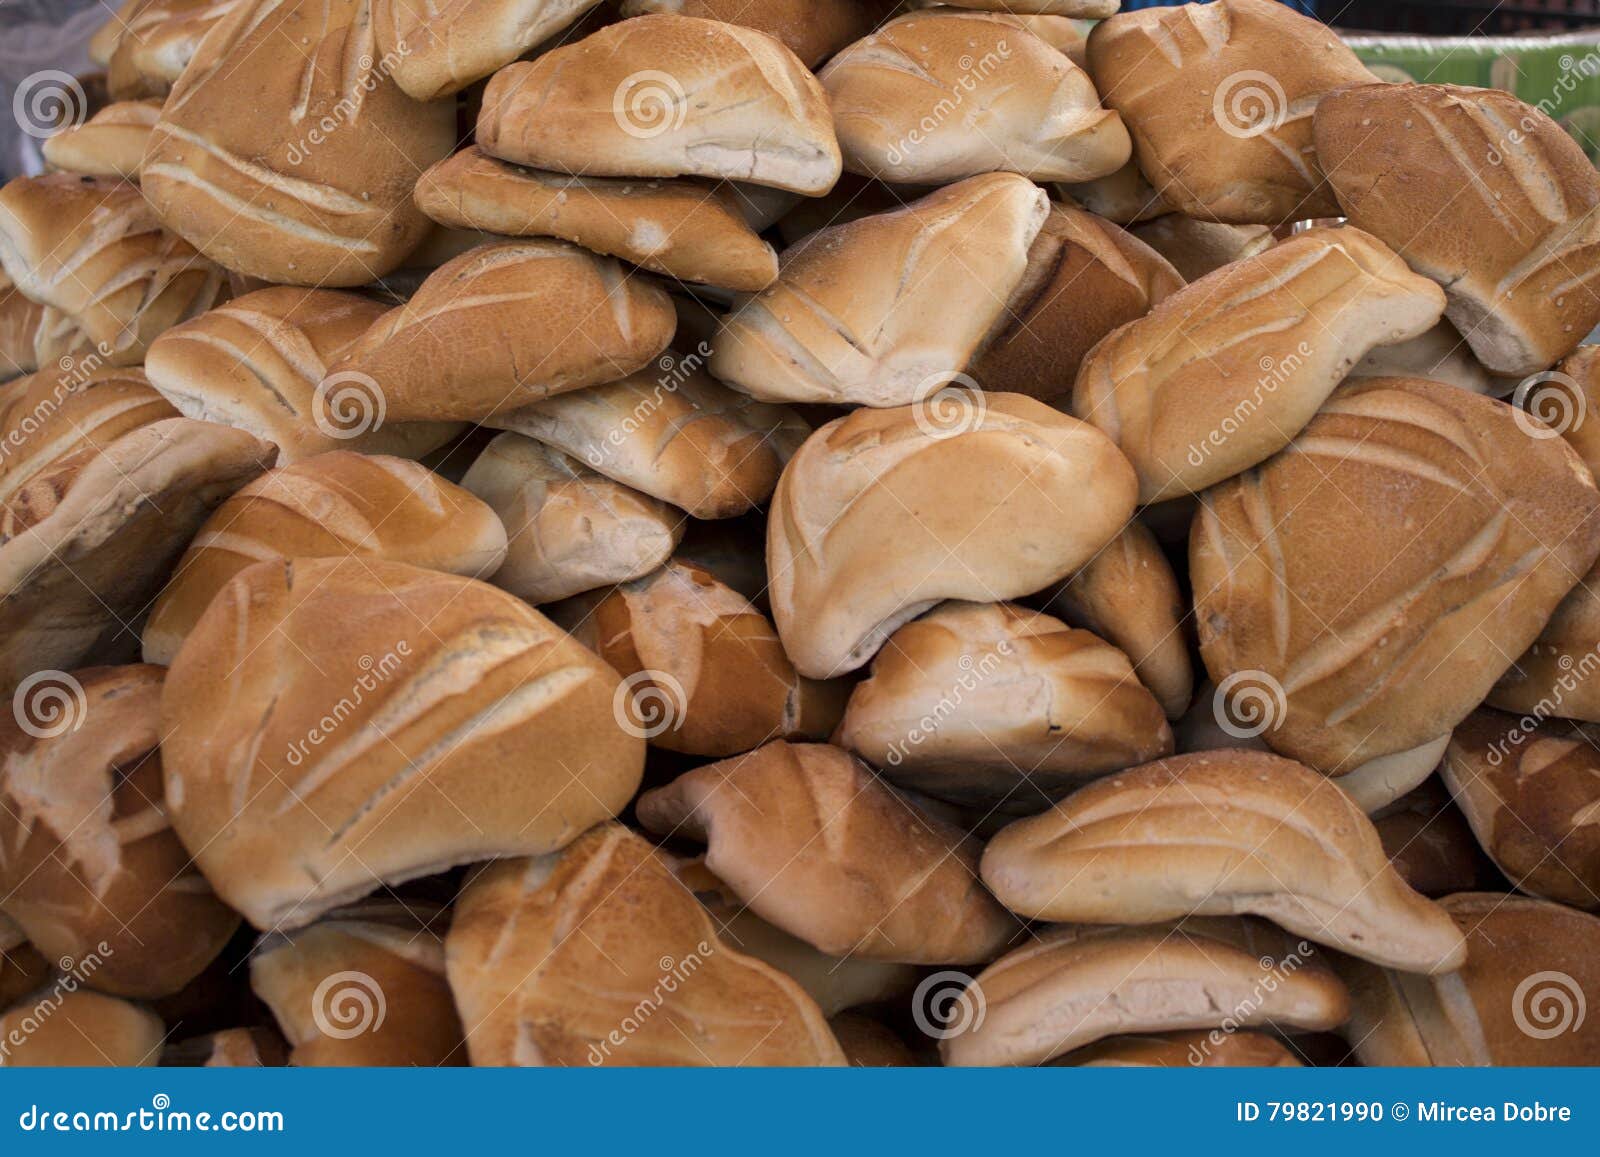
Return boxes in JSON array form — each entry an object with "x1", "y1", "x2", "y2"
[
  {"x1": 90, "y1": 0, "x2": 142, "y2": 65},
  {"x1": 0, "y1": 174, "x2": 227, "y2": 365},
  {"x1": 1372, "y1": 779, "x2": 1498, "y2": 898},
  {"x1": 142, "y1": 451, "x2": 509, "y2": 664},
  {"x1": 1339, "y1": 894, "x2": 1600, "y2": 1065},
  {"x1": 0, "y1": 280, "x2": 87, "y2": 383},
  {"x1": 620, "y1": 0, "x2": 895, "y2": 67},
  {"x1": 0, "y1": 990, "x2": 163, "y2": 1067},
  {"x1": 0, "y1": 923, "x2": 50, "y2": 1013},
  {"x1": 251, "y1": 903, "x2": 463, "y2": 1066},
  {"x1": 924, "y1": 0, "x2": 1118, "y2": 15},
  {"x1": 0, "y1": 418, "x2": 269, "y2": 695},
  {"x1": 141, "y1": 0, "x2": 454, "y2": 286},
  {"x1": 713, "y1": 174, "x2": 1047, "y2": 406},
  {"x1": 1331, "y1": 735, "x2": 1451, "y2": 814},
  {"x1": 769, "y1": 393, "x2": 1138, "y2": 678},
  {"x1": 324, "y1": 241, "x2": 676, "y2": 422},
  {"x1": 1088, "y1": 0, "x2": 1374, "y2": 224},
  {"x1": 1349, "y1": 321, "x2": 1496, "y2": 395},
  {"x1": 982, "y1": 751, "x2": 1469, "y2": 973},
  {"x1": 373, "y1": 0, "x2": 605, "y2": 100},
  {"x1": 478, "y1": 15, "x2": 841, "y2": 195},
  {"x1": 1543, "y1": 345, "x2": 1600, "y2": 476},
  {"x1": 160, "y1": 557, "x2": 645, "y2": 930},
  {"x1": 40, "y1": 100, "x2": 160, "y2": 179},
  {"x1": 942, "y1": 917, "x2": 1349, "y2": 1066},
  {"x1": 1442, "y1": 710, "x2": 1600, "y2": 910},
  {"x1": 145, "y1": 287, "x2": 461, "y2": 464},
  {"x1": 970, "y1": 204, "x2": 1182, "y2": 406},
  {"x1": 1036, "y1": 522, "x2": 1192, "y2": 719},
  {"x1": 446, "y1": 825, "x2": 846, "y2": 1066},
  {"x1": 1075, "y1": 227, "x2": 1446, "y2": 503},
  {"x1": 0, "y1": 665, "x2": 240, "y2": 998},
  {"x1": 821, "y1": 11, "x2": 1129, "y2": 184},
  {"x1": 1315, "y1": 83, "x2": 1600, "y2": 376},
  {"x1": 106, "y1": 0, "x2": 239, "y2": 96},
  {"x1": 637, "y1": 742, "x2": 1015, "y2": 962},
  {"x1": 1056, "y1": 158, "x2": 1170, "y2": 224},
  {"x1": 1129, "y1": 214, "x2": 1274, "y2": 281},
  {"x1": 490, "y1": 365, "x2": 805, "y2": 517},
  {"x1": 1192, "y1": 377, "x2": 1600, "y2": 772},
  {"x1": 578, "y1": 563, "x2": 846, "y2": 757},
  {"x1": 461, "y1": 433, "x2": 680, "y2": 604},
  {"x1": 1055, "y1": 1031, "x2": 1302, "y2": 1068},
  {"x1": 838, "y1": 602, "x2": 1172, "y2": 808},
  {"x1": 415, "y1": 148, "x2": 779, "y2": 291},
  {"x1": 169, "y1": 1027, "x2": 289, "y2": 1068}
]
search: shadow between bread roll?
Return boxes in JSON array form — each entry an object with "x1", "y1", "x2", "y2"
[
  {"x1": 0, "y1": 917, "x2": 50, "y2": 1011},
  {"x1": 445, "y1": 825, "x2": 846, "y2": 1066},
  {"x1": 981, "y1": 750, "x2": 1468, "y2": 973},
  {"x1": 141, "y1": 451, "x2": 509, "y2": 665},
  {"x1": 160, "y1": 557, "x2": 645, "y2": 931},
  {"x1": 1055, "y1": 158, "x2": 1172, "y2": 226},
  {"x1": 837, "y1": 601, "x2": 1173, "y2": 810},
  {"x1": 373, "y1": 0, "x2": 606, "y2": 100},
  {"x1": 477, "y1": 15, "x2": 842, "y2": 195},
  {"x1": 0, "y1": 990, "x2": 163, "y2": 1067},
  {"x1": 1193, "y1": 376, "x2": 1600, "y2": 774},
  {"x1": 636, "y1": 741, "x2": 1017, "y2": 963},
  {"x1": 913, "y1": 0, "x2": 1119, "y2": 15},
  {"x1": 1128, "y1": 215, "x2": 1275, "y2": 282},
  {"x1": 621, "y1": 0, "x2": 896, "y2": 67},
  {"x1": 767, "y1": 393, "x2": 1137, "y2": 678},
  {"x1": 1370, "y1": 778, "x2": 1501, "y2": 898},
  {"x1": 39, "y1": 100, "x2": 160, "y2": 180},
  {"x1": 830, "y1": 1012, "x2": 919, "y2": 1067},
  {"x1": 0, "y1": 277, "x2": 88, "y2": 383},
  {"x1": 1348, "y1": 321, "x2": 1497, "y2": 395},
  {"x1": 165, "y1": 1027, "x2": 289, "y2": 1069},
  {"x1": 940, "y1": 917, "x2": 1350, "y2": 1067}
]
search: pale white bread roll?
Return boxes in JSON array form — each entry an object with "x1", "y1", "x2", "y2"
[
  {"x1": 837, "y1": 602, "x2": 1173, "y2": 809},
  {"x1": 160, "y1": 557, "x2": 645, "y2": 930},
  {"x1": 981, "y1": 750, "x2": 1469, "y2": 973},
  {"x1": 477, "y1": 14, "x2": 842, "y2": 195},
  {"x1": 627, "y1": 0, "x2": 896, "y2": 68},
  {"x1": 1074, "y1": 226, "x2": 1446, "y2": 503},
  {"x1": 0, "y1": 418, "x2": 269, "y2": 696},
  {"x1": 1056, "y1": 158, "x2": 1170, "y2": 224},
  {"x1": 1192, "y1": 376, "x2": 1600, "y2": 774},
  {"x1": 145, "y1": 287, "x2": 462, "y2": 464},
  {"x1": 1348, "y1": 320, "x2": 1497, "y2": 394},
  {"x1": 141, "y1": 0, "x2": 454, "y2": 286},
  {"x1": 373, "y1": 0, "x2": 607, "y2": 100},
  {"x1": 942, "y1": 917, "x2": 1349, "y2": 1067},
  {"x1": 142, "y1": 451, "x2": 509, "y2": 664},
  {"x1": 1129, "y1": 215, "x2": 1275, "y2": 281},
  {"x1": 445, "y1": 825, "x2": 846, "y2": 1066},
  {"x1": 1315, "y1": 82, "x2": 1600, "y2": 376},
  {"x1": 822, "y1": 11, "x2": 1130, "y2": 184},
  {"x1": 0, "y1": 991, "x2": 164, "y2": 1067},
  {"x1": 636, "y1": 742, "x2": 1016, "y2": 962},
  {"x1": 1088, "y1": 0, "x2": 1375, "y2": 224},
  {"x1": 415, "y1": 148, "x2": 779, "y2": 291},
  {"x1": 711, "y1": 173, "x2": 1048, "y2": 407},
  {"x1": 769, "y1": 393, "x2": 1138, "y2": 678},
  {"x1": 40, "y1": 100, "x2": 161, "y2": 179},
  {"x1": 106, "y1": 0, "x2": 242, "y2": 97},
  {"x1": 489, "y1": 365, "x2": 807, "y2": 517},
  {"x1": 0, "y1": 174, "x2": 228, "y2": 367},
  {"x1": 324, "y1": 240, "x2": 677, "y2": 422},
  {"x1": 460, "y1": 433, "x2": 681, "y2": 604}
]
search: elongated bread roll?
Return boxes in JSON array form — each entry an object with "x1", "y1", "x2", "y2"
[
  {"x1": 373, "y1": 0, "x2": 606, "y2": 100},
  {"x1": 106, "y1": 0, "x2": 240, "y2": 96},
  {"x1": 0, "y1": 991, "x2": 163, "y2": 1067},
  {"x1": 620, "y1": 0, "x2": 895, "y2": 67},
  {"x1": 40, "y1": 100, "x2": 160, "y2": 179}
]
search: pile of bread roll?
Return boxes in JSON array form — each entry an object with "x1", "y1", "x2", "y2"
[{"x1": 1, "y1": 0, "x2": 1597, "y2": 1068}]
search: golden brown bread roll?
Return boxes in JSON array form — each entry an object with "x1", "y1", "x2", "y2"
[
  {"x1": 1315, "y1": 83, "x2": 1600, "y2": 376},
  {"x1": 1055, "y1": 158, "x2": 1170, "y2": 224},
  {"x1": 821, "y1": 11, "x2": 1130, "y2": 184},
  {"x1": 1054, "y1": 1030, "x2": 1302, "y2": 1068},
  {"x1": 40, "y1": 100, "x2": 160, "y2": 178},
  {"x1": 373, "y1": 0, "x2": 606, "y2": 100},
  {"x1": 1192, "y1": 377, "x2": 1600, "y2": 773},
  {"x1": 0, "y1": 990, "x2": 163, "y2": 1067},
  {"x1": 142, "y1": 451, "x2": 509, "y2": 664},
  {"x1": 0, "y1": 279, "x2": 87, "y2": 384},
  {"x1": 1088, "y1": 0, "x2": 1374, "y2": 224},
  {"x1": 837, "y1": 601, "x2": 1173, "y2": 809},
  {"x1": 324, "y1": 241, "x2": 676, "y2": 422},
  {"x1": 1075, "y1": 227, "x2": 1446, "y2": 503},
  {"x1": 141, "y1": 0, "x2": 454, "y2": 286},
  {"x1": 105, "y1": 0, "x2": 239, "y2": 97},
  {"x1": 925, "y1": 0, "x2": 1118, "y2": 14},
  {"x1": 478, "y1": 15, "x2": 841, "y2": 195},
  {"x1": 160, "y1": 557, "x2": 645, "y2": 930},
  {"x1": 445, "y1": 825, "x2": 847, "y2": 1066},
  {"x1": 1371, "y1": 779, "x2": 1499, "y2": 898},
  {"x1": 1129, "y1": 214, "x2": 1275, "y2": 281},
  {"x1": 769, "y1": 393, "x2": 1138, "y2": 678},
  {"x1": 710, "y1": 174, "x2": 1048, "y2": 407},
  {"x1": 636, "y1": 741, "x2": 1017, "y2": 962},
  {"x1": 624, "y1": 0, "x2": 895, "y2": 67}
]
